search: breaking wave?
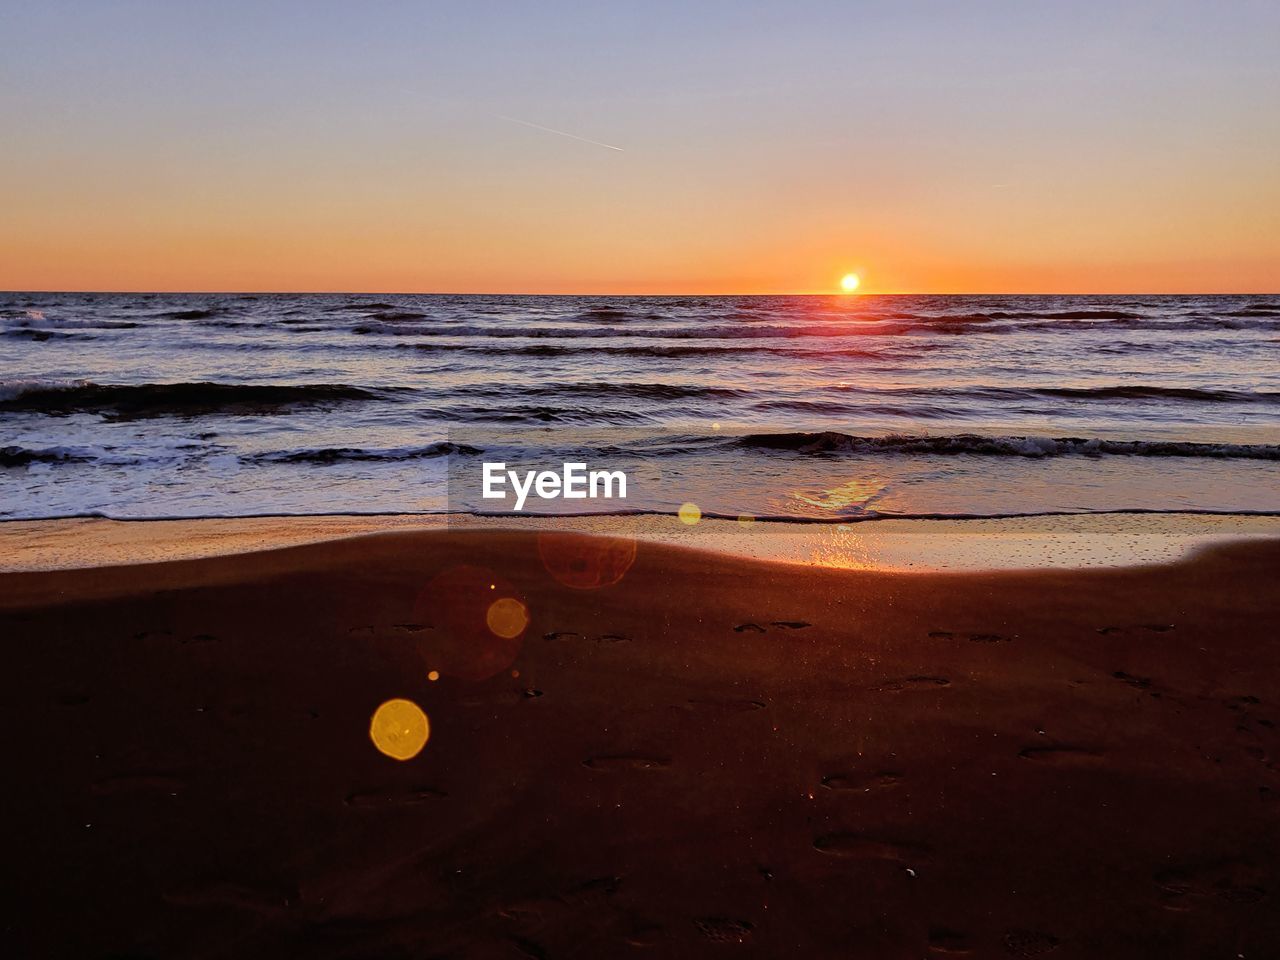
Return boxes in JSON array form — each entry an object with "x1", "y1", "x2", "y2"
[
  {"x1": 0, "y1": 380, "x2": 396, "y2": 418},
  {"x1": 738, "y1": 432, "x2": 1280, "y2": 460}
]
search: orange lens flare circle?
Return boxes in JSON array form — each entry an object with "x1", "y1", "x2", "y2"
[
  {"x1": 537, "y1": 531, "x2": 638, "y2": 590},
  {"x1": 486, "y1": 596, "x2": 529, "y2": 638},
  {"x1": 413, "y1": 564, "x2": 528, "y2": 680},
  {"x1": 369, "y1": 698, "x2": 430, "y2": 760}
]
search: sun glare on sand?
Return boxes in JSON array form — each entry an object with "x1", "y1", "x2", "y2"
[{"x1": 840, "y1": 273, "x2": 861, "y2": 293}]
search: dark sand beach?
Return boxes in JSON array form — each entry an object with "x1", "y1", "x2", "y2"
[{"x1": 2, "y1": 529, "x2": 1278, "y2": 958}]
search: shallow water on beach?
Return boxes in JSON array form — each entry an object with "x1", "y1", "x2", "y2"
[{"x1": 1, "y1": 292, "x2": 1277, "y2": 520}]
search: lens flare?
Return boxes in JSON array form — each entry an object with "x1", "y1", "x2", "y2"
[
  {"x1": 486, "y1": 596, "x2": 529, "y2": 639},
  {"x1": 414, "y1": 565, "x2": 528, "y2": 680},
  {"x1": 678, "y1": 502, "x2": 702, "y2": 525},
  {"x1": 369, "y1": 698, "x2": 430, "y2": 761},
  {"x1": 537, "y1": 531, "x2": 638, "y2": 589}
]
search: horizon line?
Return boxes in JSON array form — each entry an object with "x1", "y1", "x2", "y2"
[{"x1": 4, "y1": 288, "x2": 1279, "y2": 298}]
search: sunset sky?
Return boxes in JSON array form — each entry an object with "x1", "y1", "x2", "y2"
[{"x1": 2, "y1": 0, "x2": 1278, "y2": 294}]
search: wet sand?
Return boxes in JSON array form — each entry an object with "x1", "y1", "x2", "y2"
[
  {"x1": 1, "y1": 529, "x2": 1278, "y2": 957},
  {"x1": 5, "y1": 511, "x2": 1279, "y2": 572}
]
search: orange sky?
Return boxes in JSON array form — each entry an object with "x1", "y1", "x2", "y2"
[{"x1": 3, "y1": 3, "x2": 1278, "y2": 294}]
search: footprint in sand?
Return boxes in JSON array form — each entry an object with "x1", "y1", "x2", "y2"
[
  {"x1": 694, "y1": 917, "x2": 754, "y2": 943},
  {"x1": 496, "y1": 903, "x2": 544, "y2": 926},
  {"x1": 928, "y1": 926, "x2": 974, "y2": 955},
  {"x1": 542, "y1": 630, "x2": 581, "y2": 641},
  {"x1": 497, "y1": 876, "x2": 623, "y2": 934},
  {"x1": 1017, "y1": 744, "x2": 1102, "y2": 764},
  {"x1": 583, "y1": 755, "x2": 671, "y2": 771},
  {"x1": 1155, "y1": 860, "x2": 1270, "y2": 910},
  {"x1": 876, "y1": 675, "x2": 950, "y2": 693},
  {"x1": 821, "y1": 770, "x2": 902, "y2": 791},
  {"x1": 344, "y1": 785, "x2": 446, "y2": 807},
  {"x1": 813, "y1": 833, "x2": 927, "y2": 862},
  {"x1": 543, "y1": 630, "x2": 629, "y2": 643},
  {"x1": 1098, "y1": 623, "x2": 1176, "y2": 636},
  {"x1": 732, "y1": 621, "x2": 810, "y2": 633},
  {"x1": 459, "y1": 688, "x2": 543, "y2": 707},
  {"x1": 392, "y1": 622, "x2": 429, "y2": 633},
  {"x1": 1112, "y1": 670, "x2": 1153, "y2": 689},
  {"x1": 623, "y1": 920, "x2": 664, "y2": 947},
  {"x1": 929, "y1": 630, "x2": 1011, "y2": 643},
  {"x1": 1002, "y1": 929, "x2": 1060, "y2": 957},
  {"x1": 1224, "y1": 694, "x2": 1262, "y2": 709}
]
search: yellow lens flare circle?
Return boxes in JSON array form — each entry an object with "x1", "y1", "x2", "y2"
[
  {"x1": 678, "y1": 502, "x2": 702, "y2": 525},
  {"x1": 486, "y1": 596, "x2": 529, "y2": 639},
  {"x1": 840, "y1": 273, "x2": 861, "y2": 293},
  {"x1": 369, "y1": 698, "x2": 430, "y2": 761}
]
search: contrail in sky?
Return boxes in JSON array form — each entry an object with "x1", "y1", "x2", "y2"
[{"x1": 497, "y1": 115, "x2": 624, "y2": 152}]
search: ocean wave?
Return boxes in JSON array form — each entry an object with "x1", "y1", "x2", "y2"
[
  {"x1": 243, "y1": 442, "x2": 480, "y2": 464},
  {"x1": 578, "y1": 306, "x2": 634, "y2": 321},
  {"x1": 0, "y1": 445, "x2": 94, "y2": 467},
  {"x1": 747, "y1": 398, "x2": 955, "y2": 418},
  {"x1": 2, "y1": 328, "x2": 96, "y2": 341},
  {"x1": 1231, "y1": 303, "x2": 1280, "y2": 316},
  {"x1": 449, "y1": 381, "x2": 749, "y2": 402},
  {"x1": 738, "y1": 432, "x2": 1280, "y2": 460},
  {"x1": 338, "y1": 314, "x2": 1280, "y2": 339},
  {"x1": 0, "y1": 380, "x2": 397, "y2": 418},
  {"x1": 1028, "y1": 309, "x2": 1146, "y2": 320},
  {"x1": 327, "y1": 302, "x2": 398, "y2": 312},
  {"x1": 1029, "y1": 385, "x2": 1278, "y2": 403},
  {"x1": 450, "y1": 404, "x2": 657, "y2": 425},
  {"x1": 163, "y1": 308, "x2": 226, "y2": 320},
  {"x1": 395, "y1": 341, "x2": 921, "y2": 360},
  {"x1": 2, "y1": 316, "x2": 138, "y2": 330},
  {"x1": 812, "y1": 383, "x2": 1279, "y2": 404}
]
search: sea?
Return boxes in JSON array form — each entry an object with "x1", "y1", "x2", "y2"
[{"x1": 2, "y1": 293, "x2": 1277, "y2": 522}]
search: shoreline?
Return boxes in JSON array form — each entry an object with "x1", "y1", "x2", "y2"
[{"x1": 4, "y1": 510, "x2": 1279, "y2": 574}]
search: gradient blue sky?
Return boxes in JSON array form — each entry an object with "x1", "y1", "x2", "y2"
[{"x1": 2, "y1": 0, "x2": 1277, "y2": 292}]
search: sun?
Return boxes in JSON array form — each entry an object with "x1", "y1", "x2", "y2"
[{"x1": 840, "y1": 273, "x2": 861, "y2": 293}]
